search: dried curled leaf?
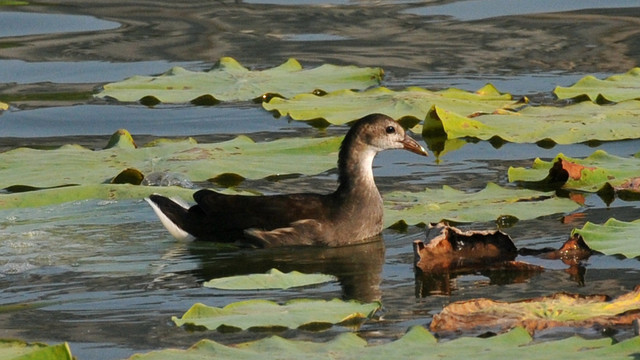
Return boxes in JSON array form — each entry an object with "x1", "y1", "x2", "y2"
[
  {"x1": 414, "y1": 222, "x2": 518, "y2": 273},
  {"x1": 413, "y1": 223, "x2": 543, "y2": 296},
  {"x1": 431, "y1": 285, "x2": 640, "y2": 334}
]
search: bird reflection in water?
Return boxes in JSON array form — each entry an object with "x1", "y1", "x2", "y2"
[{"x1": 186, "y1": 236, "x2": 385, "y2": 303}]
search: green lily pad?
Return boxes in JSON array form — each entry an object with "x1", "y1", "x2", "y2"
[
  {"x1": 204, "y1": 269, "x2": 337, "y2": 290},
  {"x1": 0, "y1": 133, "x2": 342, "y2": 190},
  {"x1": 127, "y1": 326, "x2": 640, "y2": 360},
  {"x1": 554, "y1": 68, "x2": 640, "y2": 103},
  {"x1": 384, "y1": 182, "x2": 580, "y2": 226},
  {"x1": 172, "y1": 298, "x2": 380, "y2": 331},
  {"x1": 263, "y1": 84, "x2": 515, "y2": 128},
  {"x1": 572, "y1": 218, "x2": 640, "y2": 258},
  {"x1": 0, "y1": 340, "x2": 72, "y2": 360},
  {"x1": 507, "y1": 150, "x2": 640, "y2": 192},
  {"x1": 0, "y1": 184, "x2": 203, "y2": 209},
  {"x1": 422, "y1": 100, "x2": 640, "y2": 144},
  {"x1": 96, "y1": 57, "x2": 383, "y2": 103}
]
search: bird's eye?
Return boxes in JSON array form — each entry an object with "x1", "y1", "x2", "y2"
[{"x1": 385, "y1": 126, "x2": 396, "y2": 134}]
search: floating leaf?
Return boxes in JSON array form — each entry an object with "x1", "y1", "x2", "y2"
[
  {"x1": 572, "y1": 218, "x2": 640, "y2": 258},
  {"x1": 431, "y1": 286, "x2": 640, "y2": 334},
  {"x1": 172, "y1": 298, "x2": 380, "y2": 330},
  {"x1": 383, "y1": 182, "x2": 580, "y2": 226},
  {"x1": 414, "y1": 222, "x2": 518, "y2": 272},
  {"x1": 423, "y1": 101, "x2": 640, "y2": 144},
  {"x1": 96, "y1": 57, "x2": 383, "y2": 103},
  {"x1": 554, "y1": 68, "x2": 640, "y2": 102},
  {"x1": 263, "y1": 84, "x2": 515, "y2": 127},
  {"x1": 128, "y1": 325, "x2": 640, "y2": 360},
  {"x1": 105, "y1": 128, "x2": 137, "y2": 149},
  {"x1": 508, "y1": 150, "x2": 640, "y2": 192},
  {"x1": 0, "y1": 340, "x2": 72, "y2": 360},
  {"x1": 111, "y1": 168, "x2": 144, "y2": 185},
  {"x1": 0, "y1": 184, "x2": 201, "y2": 208},
  {"x1": 0, "y1": 100, "x2": 7, "y2": 110},
  {"x1": 0, "y1": 134, "x2": 342, "y2": 190},
  {"x1": 203, "y1": 268, "x2": 337, "y2": 290}
]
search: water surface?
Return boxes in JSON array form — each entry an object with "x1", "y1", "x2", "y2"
[{"x1": 1, "y1": 1, "x2": 640, "y2": 359}]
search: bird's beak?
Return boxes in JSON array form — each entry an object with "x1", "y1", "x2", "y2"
[{"x1": 401, "y1": 134, "x2": 429, "y2": 156}]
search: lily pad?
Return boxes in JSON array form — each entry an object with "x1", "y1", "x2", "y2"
[
  {"x1": 263, "y1": 84, "x2": 516, "y2": 127},
  {"x1": 96, "y1": 57, "x2": 383, "y2": 103},
  {"x1": 0, "y1": 132, "x2": 342, "y2": 190},
  {"x1": 554, "y1": 67, "x2": 640, "y2": 103},
  {"x1": 172, "y1": 298, "x2": 380, "y2": 330},
  {"x1": 203, "y1": 269, "x2": 337, "y2": 290},
  {"x1": 0, "y1": 340, "x2": 72, "y2": 360},
  {"x1": 572, "y1": 218, "x2": 640, "y2": 258},
  {"x1": 0, "y1": 183, "x2": 201, "y2": 208},
  {"x1": 423, "y1": 100, "x2": 640, "y2": 144},
  {"x1": 127, "y1": 326, "x2": 640, "y2": 360},
  {"x1": 383, "y1": 182, "x2": 580, "y2": 226},
  {"x1": 507, "y1": 150, "x2": 640, "y2": 192},
  {"x1": 431, "y1": 286, "x2": 640, "y2": 334}
]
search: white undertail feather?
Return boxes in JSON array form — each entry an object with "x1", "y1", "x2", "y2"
[{"x1": 145, "y1": 197, "x2": 195, "y2": 242}]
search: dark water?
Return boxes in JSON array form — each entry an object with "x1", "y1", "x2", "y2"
[{"x1": 1, "y1": 1, "x2": 640, "y2": 359}]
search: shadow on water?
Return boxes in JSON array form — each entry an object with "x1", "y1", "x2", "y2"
[{"x1": 186, "y1": 236, "x2": 385, "y2": 302}]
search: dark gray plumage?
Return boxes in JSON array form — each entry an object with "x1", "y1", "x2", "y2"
[{"x1": 146, "y1": 113, "x2": 428, "y2": 247}]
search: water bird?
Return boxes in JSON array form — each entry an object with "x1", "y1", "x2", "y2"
[{"x1": 146, "y1": 113, "x2": 428, "y2": 247}]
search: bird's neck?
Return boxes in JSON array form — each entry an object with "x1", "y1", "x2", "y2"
[{"x1": 336, "y1": 142, "x2": 379, "y2": 197}]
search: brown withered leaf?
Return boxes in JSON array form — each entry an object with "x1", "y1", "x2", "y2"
[
  {"x1": 413, "y1": 223, "x2": 543, "y2": 296},
  {"x1": 431, "y1": 286, "x2": 640, "y2": 335},
  {"x1": 414, "y1": 222, "x2": 519, "y2": 273},
  {"x1": 413, "y1": 224, "x2": 594, "y2": 296},
  {"x1": 518, "y1": 234, "x2": 592, "y2": 264}
]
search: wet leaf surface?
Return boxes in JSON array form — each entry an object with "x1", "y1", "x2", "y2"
[
  {"x1": 203, "y1": 269, "x2": 337, "y2": 290},
  {"x1": 508, "y1": 150, "x2": 640, "y2": 193},
  {"x1": 172, "y1": 299, "x2": 380, "y2": 331},
  {"x1": 572, "y1": 218, "x2": 640, "y2": 258},
  {"x1": 554, "y1": 68, "x2": 640, "y2": 102},
  {"x1": 0, "y1": 131, "x2": 341, "y2": 195},
  {"x1": 423, "y1": 101, "x2": 640, "y2": 144},
  {"x1": 263, "y1": 84, "x2": 515, "y2": 127},
  {"x1": 384, "y1": 182, "x2": 580, "y2": 226},
  {"x1": 0, "y1": 340, "x2": 73, "y2": 360},
  {"x1": 127, "y1": 326, "x2": 640, "y2": 360},
  {"x1": 96, "y1": 57, "x2": 383, "y2": 103}
]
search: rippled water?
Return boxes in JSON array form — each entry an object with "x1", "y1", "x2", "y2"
[{"x1": 1, "y1": 1, "x2": 640, "y2": 359}]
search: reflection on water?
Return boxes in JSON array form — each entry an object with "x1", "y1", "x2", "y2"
[
  {"x1": 188, "y1": 237, "x2": 385, "y2": 302},
  {"x1": 1, "y1": 0, "x2": 640, "y2": 358}
]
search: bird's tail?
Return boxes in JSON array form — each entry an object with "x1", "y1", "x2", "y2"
[{"x1": 145, "y1": 195, "x2": 196, "y2": 241}]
